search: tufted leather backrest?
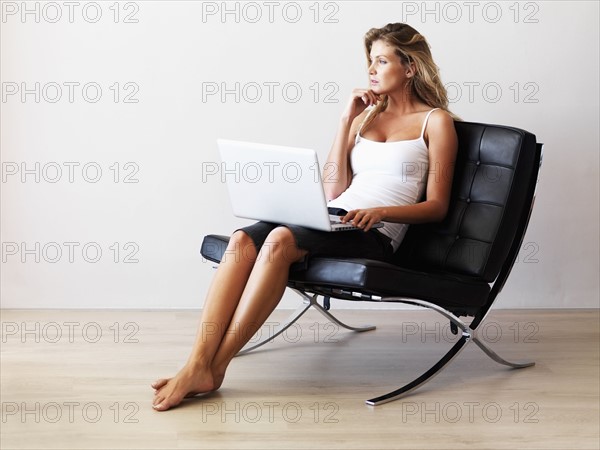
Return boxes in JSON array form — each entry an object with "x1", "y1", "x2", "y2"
[{"x1": 394, "y1": 121, "x2": 538, "y2": 282}]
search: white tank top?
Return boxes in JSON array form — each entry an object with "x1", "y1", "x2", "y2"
[{"x1": 327, "y1": 107, "x2": 439, "y2": 252}]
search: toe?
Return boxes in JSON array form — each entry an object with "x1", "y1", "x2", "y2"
[
  {"x1": 151, "y1": 378, "x2": 169, "y2": 389},
  {"x1": 153, "y1": 398, "x2": 175, "y2": 411}
]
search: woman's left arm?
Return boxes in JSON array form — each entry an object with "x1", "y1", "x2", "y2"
[{"x1": 341, "y1": 110, "x2": 458, "y2": 231}]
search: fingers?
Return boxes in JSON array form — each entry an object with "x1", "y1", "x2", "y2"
[
  {"x1": 351, "y1": 88, "x2": 380, "y2": 106},
  {"x1": 342, "y1": 210, "x2": 374, "y2": 232},
  {"x1": 361, "y1": 218, "x2": 374, "y2": 232},
  {"x1": 354, "y1": 212, "x2": 373, "y2": 231},
  {"x1": 340, "y1": 210, "x2": 356, "y2": 223},
  {"x1": 344, "y1": 89, "x2": 381, "y2": 122},
  {"x1": 360, "y1": 90, "x2": 381, "y2": 107}
]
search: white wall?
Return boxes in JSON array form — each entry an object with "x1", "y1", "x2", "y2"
[{"x1": 1, "y1": 1, "x2": 598, "y2": 309}]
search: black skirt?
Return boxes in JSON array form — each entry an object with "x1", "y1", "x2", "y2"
[{"x1": 234, "y1": 221, "x2": 394, "y2": 264}]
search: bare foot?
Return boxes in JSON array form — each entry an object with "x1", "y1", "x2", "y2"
[{"x1": 151, "y1": 364, "x2": 224, "y2": 411}]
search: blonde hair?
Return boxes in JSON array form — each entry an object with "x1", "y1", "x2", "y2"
[{"x1": 362, "y1": 23, "x2": 460, "y2": 132}]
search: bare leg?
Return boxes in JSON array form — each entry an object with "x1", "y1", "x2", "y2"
[
  {"x1": 210, "y1": 227, "x2": 308, "y2": 378},
  {"x1": 151, "y1": 231, "x2": 257, "y2": 399},
  {"x1": 152, "y1": 227, "x2": 307, "y2": 411}
]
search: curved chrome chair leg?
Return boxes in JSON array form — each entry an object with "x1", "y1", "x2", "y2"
[
  {"x1": 380, "y1": 298, "x2": 535, "y2": 367},
  {"x1": 366, "y1": 296, "x2": 535, "y2": 405},
  {"x1": 366, "y1": 331, "x2": 471, "y2": 406},
  {"x1": 471, "y1": 335, "x2": 535, "y2": 368}
]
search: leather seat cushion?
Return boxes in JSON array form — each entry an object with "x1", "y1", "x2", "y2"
[{"x1": 201, "y1": 234, "x2": 490, "y2": 309}]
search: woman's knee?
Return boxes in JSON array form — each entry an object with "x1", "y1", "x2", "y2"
[
  {"x1": 223, "y1": 230, "x2": 257, "y2": 263},
  {"x1": 260, "y1": 227, "x2": 306, "y2": 263}
]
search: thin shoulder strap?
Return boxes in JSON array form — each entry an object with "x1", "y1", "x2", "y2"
[
  {"x1": 420, "y1": 108, "x2": 440, "y2": 139},
  {"x1": 355, "y1": 106, "x2": 376, "y2": 145}
]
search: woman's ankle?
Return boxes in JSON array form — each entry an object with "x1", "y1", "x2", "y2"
[
  {"x1": 185, "y1": 355, "x2": 212, "y2": 371},
  {"x1": 211, "y1": 360, "x2": 229, "y2": 383}
]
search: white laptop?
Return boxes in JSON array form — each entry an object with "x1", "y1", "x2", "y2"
[{"x1": 216, "y1": 139, "x2": 384, "y2": 232}]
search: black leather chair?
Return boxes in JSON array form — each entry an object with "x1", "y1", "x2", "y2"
[{"x1": 201, "y1": 121, "x2": 544, "y2": 405}]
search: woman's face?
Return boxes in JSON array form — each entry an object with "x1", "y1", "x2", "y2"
[{"x1": 367, "y1": 40, "x2": 412, "y2": 95}]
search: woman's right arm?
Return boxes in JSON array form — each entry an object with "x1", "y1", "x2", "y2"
[
  {"x1": 322, "y1": 115, "x2": 357, "y2": 201},
  {"x1": 323, "y1": 89, "x2": 381, "y2": 201}
]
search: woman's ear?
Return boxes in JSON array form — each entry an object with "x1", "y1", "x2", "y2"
[{"x1": 406, "y1": 61, "x2": 416, "y2": 78}]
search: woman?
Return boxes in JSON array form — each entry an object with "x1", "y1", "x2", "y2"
[{"x1": 151, "y1": 22, "x2": 458, "y2": 411}]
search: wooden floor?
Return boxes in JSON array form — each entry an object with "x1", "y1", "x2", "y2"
[{"x1": 1, "y1": 308, "x2": 598, "y2": 449}]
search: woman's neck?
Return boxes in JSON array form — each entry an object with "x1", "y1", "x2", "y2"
[{"x1": 384, "y1": 91, "x2": 427, "y2": 115}]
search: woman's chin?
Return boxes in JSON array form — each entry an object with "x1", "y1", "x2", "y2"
[{"x1": 371, "y1": 86, "x2": 387, "y2": 96}]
